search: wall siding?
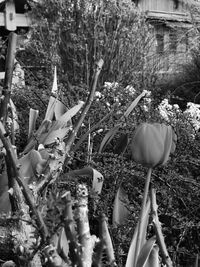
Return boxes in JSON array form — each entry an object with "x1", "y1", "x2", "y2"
[{"x1": 138, "y1": 0, "x2": 187, "y2": 13}]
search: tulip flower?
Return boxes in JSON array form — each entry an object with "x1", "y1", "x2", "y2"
[
  {"x1": 131, "y1": 123, "x2": 176, "y2": 168},
  {"x1": 130, "y1": 123, "x2": 176, "y2": 265}
]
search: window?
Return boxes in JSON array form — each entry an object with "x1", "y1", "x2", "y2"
[
  {"x1": 156, "y1": 33, "x2": 164, "y2": 54},
  {"x1": 169, "y1": 31, "x2": 178, "y2": 52}
]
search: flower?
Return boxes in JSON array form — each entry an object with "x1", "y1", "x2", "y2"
[{"x1": 131, "y1": 123, "x2": 176, "y2": 168}]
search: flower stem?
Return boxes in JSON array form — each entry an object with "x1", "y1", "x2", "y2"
[{"x1": 134, "y1": 167, "x2": 152, "y2": 266}]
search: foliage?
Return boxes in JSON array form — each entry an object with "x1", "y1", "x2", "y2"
[{"x1": 0, "y1": 0, "x2": 199, "y2": 266}]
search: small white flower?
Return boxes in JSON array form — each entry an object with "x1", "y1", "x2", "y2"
[{"x1": 95, "y1": 91, "x2": 102, "y2": 98}]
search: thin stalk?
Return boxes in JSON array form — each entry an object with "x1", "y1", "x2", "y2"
[
  {"x1": 64, "y1": 59, "x2": 103, "y2": 164},
  {"x1": 134, "y1": 167, "x2": 152, "y2": 266},
  {"x1": 72, "y1": 107, "x2": 114, "y2": 153},
  {"x1": 0, "y1": 32, "x2": 17, "y2": 124},
  {"x1": 0, "y1": 122, "x2": 49, "y2": 242},
  {"x1": 150, "y1": 187, "x2": 173, "y2": 267}
]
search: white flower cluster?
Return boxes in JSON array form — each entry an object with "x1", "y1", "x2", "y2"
[
  {"x1": 158, "y1": 99, "x2": 180, "y2": 122},
  {"x1": 184, "y1": 102, "x2": 200, "y2": 131},
  {"x1": 158, "y1": 99, "x2": 200, "y2": 136}
]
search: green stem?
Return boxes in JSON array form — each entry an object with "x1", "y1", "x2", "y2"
[{"x1": 134, "y1": 167, "x2": 152, "y2": 266}]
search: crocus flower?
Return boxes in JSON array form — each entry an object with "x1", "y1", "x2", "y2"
[{"x1": 131, "y1": 123, "x2": 176, "y2": 168}]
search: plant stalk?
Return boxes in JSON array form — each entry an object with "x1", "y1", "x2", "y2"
[
  {"x1": 150, "y1": 187, "x2": 173, "y2": 267},
  {"x1": 134, "y1": 167, "x2": 152, "y2": 266}
]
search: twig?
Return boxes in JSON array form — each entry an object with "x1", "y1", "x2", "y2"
[
  {"x1": 0, "y1": 32, "x2": 17, "y2": 124},
  {"x1": 64, "y1": 59, "x2": 104, "y2": 164},
  {"x1": 72, "y1": 107, "x2": 114, "y2": 153},
  {"x1": 62, "y1": 191, "x2": 83, "y2": 267},
  {"x1": 74, "y1": 184, "x2": 97, "y2": 267},
  {"x1": 0, "y1": 122, "x2": 49, "y2": 242},
  {"x1": 150, "y1": 187, "x2": 173, "y2": 267}
]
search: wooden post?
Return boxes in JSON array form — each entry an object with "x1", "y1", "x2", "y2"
[{"x1": 0, "y1": 32, "x2": 17, "y2": 124}]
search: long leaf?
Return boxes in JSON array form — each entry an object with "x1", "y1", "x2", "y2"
[
  {"x1": 98, "y1": 125, "x2": 120, "y2": 153},
  {"x1": 52, "y1": 66, "x2": 58, "y2": 94},
  {"x1": 99, "y1": 92, "x2": 146, "y2": 153},
  {"x1": 125, "y1": 199, "x2": 150, "y2": 267},
  {"x1": 144, "y1": 245, "x2": 160, "y2": 267},
  {"x1": 0, "y1": 170, "x2": 11, "y2": 215},
  {"x1": 59, "y1": 100, "x2": 84, "y2": 123},
  {"x1": 45, "y1": 96, "x2": 57, "y2": 121},
  {"x1": 19, "y1": 150, "x2": 48, "y2": 184},
  {"x1": 99, "y1": 214, "x2": 115, "y2": 264},
  {"x1": 28, "y1": 108, "x2": 39, "y2": 140},
  {"x1": 114, "y1": 133, "x2": 129, "y2": 155},
  {"x1": 39, "y1": 120, "x2": 72, "y2": 145},
  {"x1": 54, "y1": 100, "x2": 68, "y2": 120},
  {"x1": 124, "y1": 91, "x2": 146, "y2": 118},
  {"x1": 136, "y1": 236, "x2": 156, "y2": 267},
  {"x1": 57, "y1": 227, "x2": 69, "y2": 262},
  {"x1": 112, "y1": 186, "x2": 129, "y2": 225}
]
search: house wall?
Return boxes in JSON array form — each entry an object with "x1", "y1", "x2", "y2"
[
  {"x1": 137, "y1": 0, "x2": 194, "y2": 73},
  {"x1": 138, "y1": 0, "x2": 187, "y2": 14}
]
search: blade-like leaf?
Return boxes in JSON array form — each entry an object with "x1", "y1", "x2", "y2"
[
  {"x1": 92, "y1": 168, "x2": 104, "y2": 194},
  {"x1": 114, "y1": 133, "x2": 129, "y2": 155},
  {"x1": 19, "y1": 150, "x2": 48, "y2": 184},
  {"x1": 112, "y1": 186, "x2": 129, "y2": 225},
  {"x1": 52, "y1": 66, "x2": 58, "y2": 94},
  {"x1": 125, "y1": 199, "x2": 150, "y2": 267},
  {"x1": 99, "y1": 214, "x2": 115, "y2": 264},
  {"x1": 195, "y1": 253, "x2": 199, "y2": 267},
  {"x1": 98, "y1": 125, "x2": 120, "y2": 153},
  {"x1": 68, "y1": 167, "x2": 104, "y2": 194},
  {"x1": 28, "y1": 108, "x2": 39, "y2": 140},
  {"x1": 54, "y1": 100, "x2": 68, "y2": 120},
  {"x1": 136, "y1": 236, "x2": 156, "y2": 267},
  {"x1": 144, "y1": 245, "x2": 160, "y2": 267},
  {"x1": 0, "y1": 170, "x2": 11, "y2": 215},
  {"x1": 124, "y1": 91, "x2": 146, "y2": 118},
  {"x1": 59, "y1": 100, "x2": 84, "y2": 123},
  {"x1": 45, "y1": 96, "x2": 57, "y2": 121},
  {"x1": 39, "y1": 120, "x2": 72, "y2": 145},
  {"x1": 57, "y1": 227, "x2": 69, "y2": 261},
  {"x1": 9, "y1": 99, "x2": 19, "y2": 132}
]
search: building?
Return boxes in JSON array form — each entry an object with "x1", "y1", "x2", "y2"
[{"x1": 134, "y1": 0, "x2": 200, "y2": 73}]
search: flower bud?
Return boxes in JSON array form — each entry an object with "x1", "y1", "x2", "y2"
[{"x1": 131, "y1": 123, "x2": 176, "y2": 168}]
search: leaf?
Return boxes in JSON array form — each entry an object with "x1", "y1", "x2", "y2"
[
  {"x1": 125, "y1": 199, "x2": 150, "y2": 267},
  {"x1": 68, "y1": 167, "x2": 104, "y2": 194},
  {"x1": 114, "y1": 133, "x2": 129, "y2": 155},
  {"x1": 59, "y1": 100, "x2": 84, "y2": 123},
  {"x1": 0, "y1": 191, "x2": 11, "y2": 215},
  {"x1": 112, "y1": 186, "x2": 129, "y2": 225},
  {"x1": 39, "y1": 120, "x2": 72, "y2": 145},
  {"x1": 92, "y1": 168, "x2": 104, "y2": 194},
  {"x1": 52, "y1": 66, "x2": 58, "y2": 94},
  {"x1": 194, "y1": 254, "x2": 199, "y2": 267},
  {"x1": 99, "y1": 214, "x2": 115, "y2": 264},
  {"x1": 28, "y1": 108, "x2": 39, "y2": 140},
  {"x1": 45, "y1": 96, "x2": 57, "y2": 121},
  {"x1": 98, "y1": 92, "x2": 146, "y2": 153},
  {"x1": 98, "y1": 125, "x2": 120, "y2": 153},
  {"x1": 19, "y1": 150, "x2": 48, "y2": 184},
  {"x1": 57, "y1": 227, "x2": 69, "y2": 261},
  {"x1": 136, "y1": 236, "x2": 156, "y2": 267},
  {"x1": 0, "y1": 171, "x2": 11, "y2": 214},
  {"x1": 124, "y1": 91, "x2": 146, "y2": 118},
  {"x1": 9, "y1": 99, "x2": 19, "y2": 132},
  {"x1": 54, "y1": 100, "x2": 68, "y2": 120},
  {"x1": 144, "y1": 245, "x2": 160, "y2": 267}
]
